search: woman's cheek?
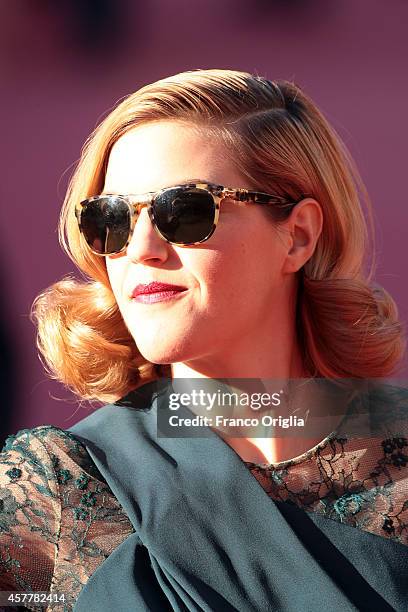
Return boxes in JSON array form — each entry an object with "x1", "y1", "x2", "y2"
[{"x1": 106, "y1": 262, "x2": 126, "y2": 304}]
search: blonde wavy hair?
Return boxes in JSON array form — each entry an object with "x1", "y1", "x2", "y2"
[{"x1": 30, "y1": 68, "x2": 406, "y2": 404}]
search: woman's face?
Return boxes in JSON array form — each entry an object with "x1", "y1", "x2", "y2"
[{"x1": 103, "y1": 120, "x2": 302, "y2": 377}]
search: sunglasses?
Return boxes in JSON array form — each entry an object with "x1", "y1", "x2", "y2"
[{"x1": 75, "y1": 182, "x2": 300, "y2": 256}]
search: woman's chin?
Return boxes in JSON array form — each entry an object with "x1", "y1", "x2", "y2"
[{"x1": 136, "y1": 344, "x2": 186, "y2": 367}]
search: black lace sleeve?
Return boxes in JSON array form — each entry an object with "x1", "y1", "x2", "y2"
[
  {"x1": 0, "y1": 425, "x2": 135, "y2": 611},
  {"x1": 0, "y1": 428, "x2": 60, "y2": 609}
]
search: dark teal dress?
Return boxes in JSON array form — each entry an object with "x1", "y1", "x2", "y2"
[{"x1": 64, "y1": 378, "x2": 408, "y2": 612}]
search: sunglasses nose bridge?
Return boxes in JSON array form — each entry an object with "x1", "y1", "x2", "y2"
[
  {"x1": 132, "y1": 199, "x2": 149, "y2": 213},
  {"x1": 127, "y1": 199, "x2": 160, "y2": 249},
  {"x1": 129, "y1": 199, "x2": 151, "y2": 227}
]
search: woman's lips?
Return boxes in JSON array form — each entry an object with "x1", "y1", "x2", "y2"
[
  {"x1": 133, "y1": 290, "x2": 187, "y2": 304},
  {"x1": 131, "y1": 282, "x2": 187, "y2": 304}
]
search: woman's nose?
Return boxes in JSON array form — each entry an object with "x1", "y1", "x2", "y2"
[{"x1": 125, "y1": 206, "x2": 169, "y2": 263}]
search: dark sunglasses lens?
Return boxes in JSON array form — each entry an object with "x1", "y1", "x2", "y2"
[
  {"x1": 153, "y1": 188, "x2": 215, "y2": 244},
  {"x1": 80, "y1": 196, "x2": 130, "y2": 254}
]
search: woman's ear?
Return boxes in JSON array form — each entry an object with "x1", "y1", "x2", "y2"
[{"x1": 282, "y1": 198, "x2": 323, "y2": 274}]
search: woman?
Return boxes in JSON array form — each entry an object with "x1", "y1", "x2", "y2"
[{"x1": 1, "y1": 69, "x2": 407, "y2": 611}]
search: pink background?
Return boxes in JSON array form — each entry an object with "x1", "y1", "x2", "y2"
[{"x1": 1, "y1": 0, "x2": 407, "y2": 443}]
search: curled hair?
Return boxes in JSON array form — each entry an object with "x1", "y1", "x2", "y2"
[{"x1": 31, "y1": 69, "x2": 406, "y2": 403}]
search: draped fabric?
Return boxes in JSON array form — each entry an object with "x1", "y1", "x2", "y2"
[{"x1": 67, "y1": 379, "x2": 408, "y2": 612}]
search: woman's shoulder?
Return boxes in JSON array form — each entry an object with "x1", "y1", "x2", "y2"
[
  {"x1": 2, "y1": 423, "x2": 108, "y2": 484},
  {"x1": 0, "y1": 421, "x2": 135, "y2": 532},
  {"x1": 0, "y1": 423, "x2": 135, "y2": 605}
]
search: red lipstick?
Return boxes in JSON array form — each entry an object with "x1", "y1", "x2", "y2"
[{"x1": 131, "y1": 282, "x2": 187, "y2": 304}]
